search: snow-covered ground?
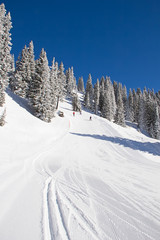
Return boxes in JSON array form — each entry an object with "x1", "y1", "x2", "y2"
[{"x1": 0, "y1": 90, "x2": 160, "y2": 240}]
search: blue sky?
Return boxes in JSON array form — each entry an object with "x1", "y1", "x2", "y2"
[{"x1": 4, "y1": 0, "x2": 160, "y2": 92}]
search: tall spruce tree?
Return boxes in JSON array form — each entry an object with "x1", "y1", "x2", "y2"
[
  {"x1": 99, "y1": 76, "x2": 105, "y2": 112},
  {"x1": 102, "y1": 88, "x2": 112, "y2": 120},
  {"x1": 127, "y1": 89, "x2": 134, "y2": 122},
  {"x1": 102, "y1": 77, "x2": 116, "y2": 121},
  {"x1": 84, "y1": 74, "x2": 93, "y2": 110},
  {"x1": 113, "y1": 81, "x2": 118, "y2": 104},
  {"x1": 9, "y1": 54, "x2": 15, "y2": 90},
  {"x1": 66, "y1": 66, "x2": 76, "y2": 95},
  {"x1": 27, "y1": 41, "x2": 35, "y2": 98},
  {"x1": 122, "y1": 85, "x2": 127, "y2": 119},
  {"x1": 49, "y1": 57, "x2": 57, "y2": 118},
  {"x1": 72, "y1": 93, "x2": 81, "y2": 112},
  {"x1": 56, "y1": 62, "x2": 66, "y2": 109},
  {"x1": 13, "y1": 45, "x2": 30, "y2": 98},
  {"x1": 94, "y1": 79, "x2": 100, "y2": 114},
  {"x1": 78, "y1": 77, "x2": 84, "y2": 92},
  {"x1": 0, "y1": 4, "x2": 12, "y2": 125},
  {"x1": 151, "y1": 103, "x2": 160, "y2": 139},
  {"x1": 138, "y1": 93, "x2": 145, "y2": 130},
  {"x1": 29, "y1": 49, "x2": 52, "y2": 122},
  {"x1": 114, "y1": 84, "x2": 125, "y2": 126}
]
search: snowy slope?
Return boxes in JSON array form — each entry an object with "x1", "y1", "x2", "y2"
[{"x1": 0, "y1": 90, "x2": 160, "y2": 240}]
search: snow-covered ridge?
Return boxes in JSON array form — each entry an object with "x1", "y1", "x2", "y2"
[{"x1": 0, "y1": 91, "x2": 160, "y2": 240}]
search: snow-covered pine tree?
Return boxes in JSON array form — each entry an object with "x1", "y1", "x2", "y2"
[
  {"x1": 72, "y1": 93, "x2": 81, "y2": 112},
  {"x1": 102, "y1": 77, "x2": 116, "y2": 121},
  {"x1": 0, "y1": 4, "x2": 12, "y2": 125},
  {"x1": 99, "y1": 76, "x2": 105, "y2": 112},
  {"x1": 122, "y1": 85, "x2": 127, "y2": 119},
  {"x1": 49, "y1": 57, "x2": 57, "y2": 118},
  {"x1": 13, "y1": 45, "x2": 29, "y2": 97},
  {"x1": 56, "y1": 62, "x2": 66, "y2": 109},
  {"x1": 138, "y1": 87, "x2": 148, "y2": 131},
  {"x1": 8, "y1": 54, "x2": 15, "y2": 90},
  {"x1": 151, "y1": 102, "x2": 160, "y2": 139},
  {"x1": 0, "y1": 5, "x2": 12, "y2": 89},
  {"x1": 84, "y1": 74, "x2": 93, "y2": 110},
  {"x1": 127, "y1": 88, "x2": 134, "y2": 122},
  {"x1": 66, "y1": 66, "x2": 77, "y2": 95},
  {"x1": 132, "y1": 89, "x2": 139, "y2": 122},
  {"x1": 77, "y1": 77, "x2": 84, "y2": 92},
  {"x1": 135, "y1": 88, "x2": 142, "y2": 125},
  {"x1": 94, "y1": 79, "x2": 100, "y2": 114},
  {"x1": 114, "y1": 83, "x2": 126, "y2": 126},
  {"x1": 27, "y1": 41, "x2": 35, "y2": 98},
  {"x1": 66, "y1": 68, "x2": 70, "y2": 93},
  {"x1": 29, "y1": 48, "x2": 52, "y2": 122},
  {"x1": 138, "y1": 93, "x2": 145, "y2": 130},
  {"x1": 144, "y1": 92, "x2": 154, "y2": 133},
  {"x1": 102, "y1": 87, "x2": 112, "y2": 120},
  {"x1": 113, "y1": 81, "x2": 118, "y2": 104},
  {"x1": 110, "y1": 80, "x2": 117, "y2": 119}
]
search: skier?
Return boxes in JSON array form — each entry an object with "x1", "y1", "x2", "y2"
[
  {"x1": 90, "y1": 116, "x2": 92, "y2": 121},
  {"x1": 73, "y1": 112, "x2": 75, "y2": 116}
]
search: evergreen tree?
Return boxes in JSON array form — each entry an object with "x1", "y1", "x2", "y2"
[
  {"x1": 99, "y1": 76, "x2": 105, "y2": 112},
  {"x1": 27, "y1": 41, "x2": 35, "y2": 98},
  {"x1": 136, "y1": 88, "x2": 142, "y2": 120},
  {"x1": 122, "y1": 85, "x2": 127, "y2": 119},
  {"x1": 151, "y1": 103, "x2": 160, "y2": 139},
  {"x1": 56, "y1": 62, "x2": 66, "y2": 109},
  {"x1": 66, "y1": 66, "x2": 76, "y2": 95},
  {"x1": 138, "y1": 93, "x2": 145, "y2": 130},
  {"x1": 0, "y1": 3, "x2": 12, "y2": 109},
  {"x1": 114, "y1": 84, "x2": 125, "y2": 126},
  {"x1": 9, "y1": 54, "x2": 15, "y2": 90},
  {"x1": 49, "y1": 57, "x2": 57, "y2": 118},
  {"x1": 29, "y1": 49, "x2": 52, "y2": 122},
  {"x1": 94, "y1": 79, "x2": 100, "y2": 114},
  {"x1": 132, "y1": 89, "x2": 139, "y2": 122},
  {"x1": 78, "y1": 77, "x2": 84, "y2": 92},
  {"x1": 127, "y1": 89, "x2": 134, "y2": 122},
  {"x1": 102, "y1": 88, "x2": 112, "y2": 120},
  {"x1": 110, "y1": 81, "x2": 117, "y2": 119},
  {"x1": 113, "y1": 81, "x2": 118, "y2": 104},
  {"x1": 102, "y1": 77, "x2": 116, "y2": 120},
  {"x1": 13, "y1": 46, "x2": 29, "y2": 97},
  {"x1": 72, "y1": 93, "x2": 81, "y2": 112},
  {"x1": 84, "y1": 74, "x2": 93, "y2": 110}
]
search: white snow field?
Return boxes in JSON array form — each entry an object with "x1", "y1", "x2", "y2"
[{"x1": 0, "y1": 90, "x2": 160, "y2": 240}]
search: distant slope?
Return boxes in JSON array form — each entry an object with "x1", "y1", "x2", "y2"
[{"x1": 0, "y1": 90, "x2": 160, "y2": 240}]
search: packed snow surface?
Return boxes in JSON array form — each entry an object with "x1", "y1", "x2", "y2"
[{"x1": 0, "y1": 91, "x2": 160, "y2": 240}]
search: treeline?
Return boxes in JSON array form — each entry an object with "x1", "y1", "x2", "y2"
[
  {"x1": 82, "y1": 75, "x2": 160, "y2": 139},
  {"x1": 0, "y1": 3, "x2": 160, "y2": 140}
]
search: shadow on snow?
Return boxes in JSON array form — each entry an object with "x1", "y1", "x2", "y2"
[
  {"x1": 70, "y1": 132, "x2": 160, "y2": 156},
  {"x1": 6, "y1": 89, "x2": 34, "y2": 115}
]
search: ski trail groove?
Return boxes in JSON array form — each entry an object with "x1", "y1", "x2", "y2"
[
  {"x1": 43, "y1": 175, "x2": 71, "y2": 240},
  {"x1": 58, "y1": 184, "x2": 110, "y2": 240}
]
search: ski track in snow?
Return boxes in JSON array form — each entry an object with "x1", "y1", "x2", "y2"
[{"x1": 1, "y1": 93, "x2": 160, "y2": 240}]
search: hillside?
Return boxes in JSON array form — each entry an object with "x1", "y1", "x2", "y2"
[{"x1": 0, "y1": 90, "x2": 160, "y2": 240}]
